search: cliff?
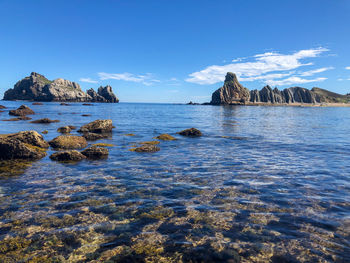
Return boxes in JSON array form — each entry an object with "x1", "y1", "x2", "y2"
[
  {"x1": 210, "y1": 72, "x2": 349, "y2": 105},
  {"x1": 3, "y1": 72, "x2": 119, "y2": 103}
]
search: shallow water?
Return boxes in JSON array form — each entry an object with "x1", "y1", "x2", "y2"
[{"x1": 0, "y1": 101, "x2": 349, "y2": 262}]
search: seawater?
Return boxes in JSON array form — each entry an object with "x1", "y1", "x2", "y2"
[{"x1": 0, "y1": 101, "x2": 349, "y2": 262}]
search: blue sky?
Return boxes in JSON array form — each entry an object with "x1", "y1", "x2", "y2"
[{"x1": 0, "y1": 0, "x2": 350, "y2": 103}]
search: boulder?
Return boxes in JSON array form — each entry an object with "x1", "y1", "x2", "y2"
[
  {"x1": 50, "y1": 150, "x2": 86, "y2": 162},
  {"x1": 210, "y1": 73, "x2": 250, "y2": 105},
  {"x1": 0, "y1": 131, "x2": 48, "y2": 160},
  {"x1": 177, "y1": 128, "x2": 202, "y2": 137},
  {"x1": 57, "y1": 126, "x2": 71, "y2": 134},
  {"x1": 9, "y1": 105, "x2": 35, "y2": 116},
  {"x1": 81, "y1": 146, "x2": 109, "y2": 159},
  {"x1": 78, "y1": 119, "x2": 113, "y2": 133},
  {"x1": 130, "y1": 145, "x2": 160, "y2": 153},
  {"x1": 49, "y1": 135, "x2": 87, "y2": 149},
  {"x1": 30, "y1": 118, "x2": 60, "y2": 123}
]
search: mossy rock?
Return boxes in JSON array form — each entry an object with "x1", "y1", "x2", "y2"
[
  {"x1": 154, "y1": 134, "x2": 176, "y2": 141},
  {"x1": 92, "y1": 143, "x2": 115, "y2": 147},
  {"x1": 81, "y1": 146, "x2": 109, "y2": 159},
  {"x1": 57, "y1": 126, "x2": 71, "y2": 134},
  {"x1": 140, "y1": 141, "x2": 160, "y2": 145},
  {"x1": 50, "y1": 150, "x2": 86, "y2": 162},
  {"x1": 130, "y1": 145, "x2": 160, "y2": 153},
  {"x1": 49, "y1": 135, "x2": 87, "y2": 149}
]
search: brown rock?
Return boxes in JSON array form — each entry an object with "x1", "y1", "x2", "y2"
[
  {"x1": 49, "y1": 135, "x2": 87, "y2": 149},
  {"x1": 3, "y1": 116, "x2": 32, "y2": 121},
  {"x1": 78, "y1": 119, "x2": 113, "y2": 133},
  {"x1": 154, "y1": 134, "x2": 177, "y2": 141},
  {"x1": 0, "y1": 105, "x2": 6, "y2": 109},
  {"x1": 50, "y1": 150, "x2": 86, "y2": 162},
  {"x1": 9, "y1": 105, "x2": 35, "y2": 116},
  {"x1": 57, "y1": 126, "x2": 71, "y2": 134},
  {"x1": 130, "y1": 144, "x2": 160, "y2": 153},
  {"x1": 177, "y1": 128, "x2": 202, "y2": 137},
  {"x1": 32, "y1": 102, "x2": 43, "y2": 105},
  {"x1": 82, "y1": 132, "x2": 109, "y2": 141},
  {"x1": 5, "y1": 131, "x2": 49, "y2": 148},
  {"x1": 30, "y1": 118, "x2": 60, "y2": 123},
  {"x1": 81, "y1": 146, "x2": 109, "y2": 159}
]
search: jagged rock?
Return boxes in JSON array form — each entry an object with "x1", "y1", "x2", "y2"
[
  {"x1": 50, "y1": 150, "x2": 86, "y2": 162},
  {"x1": 9, "y1": 105, "x2": 35, "y2": 116},
  {"x1": 49, "y1": 135, "x2": 87, "y2": 149},
  {"x1": 57, "y1": 126, "x2": 71, "y2": 134},
  {"x1": 177, "y1": 128, "x2": 202, "y2": 137},
  {"x1": 78, "y1": 119, "x2": 113, "y2": 133},
  {"x1": 97, "y1": 85, "x2": 119, "y2": 103},
  {"x1": 81, "y1": 146, "x2": 109, "y2": 159},
  {"x1": 30, "y1": 118, "x2": 60, "y2": 124},
  {"x1": 3, "y1": 72, "x2": 119, "y2": 103},
  {"x1": 211, "y1": 73, "x2": 250, "y2": 105},
  {"x1": 0, "y1": 131, "x2": 48, "y2": 160}
]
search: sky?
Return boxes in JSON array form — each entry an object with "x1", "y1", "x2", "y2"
[{"x1": 0, "y1": 0, "x2": 350, "y2": 103}]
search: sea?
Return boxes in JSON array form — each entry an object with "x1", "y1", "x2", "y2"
[{"x1": 0, "y1": 101, "x2": 349, "y2": 262}]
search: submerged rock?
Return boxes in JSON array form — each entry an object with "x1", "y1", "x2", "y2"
[
  {"x1": 3, "y1": 116, "x2": 32, "y2": 121},
  {"x1": 32, "y1": 102, "x2": 43, "y2": 105},
  {"x1": 30, "y1": 118, "x2": 60, "y2": 124},
  {"x1": 50, "y1": 150, "x2": 86, "y2": 162},
  {"x1": 9, "y1": 105, "x2": 35, "y2": 116},
  {"x1": 82, "y1": 132, "x2": 109, "y2": 141},
  {"x1": 0, "y1": 131, "x2": 48, "y2": 160},
  {"x1": 57, "y1": 126, "x2": 71, "y2": 134},
  {"x1": 42, "y1": 130, "x2": 48, "y2": 134},
  {"x1": 130, "y1": 144, "x2": 160, "y2": 153},
  {"x1": 177, "y1": 128, "x2": 202, "y2": 137},
  {"x1": 49, "y1": 135, "x2": 87, "y2": 149},
  {"x1": 78, "y1": 119, "x2": 113, "y2": 133},
  {"x1": 154, "y1": 134, "x2": 177, "y2": 141},
  {"x1": 81, "y1": 146, "x2": 109, "y2": 159},
  {"x1": 0, "y1": 105, "x2": 6, "y2": 109}
]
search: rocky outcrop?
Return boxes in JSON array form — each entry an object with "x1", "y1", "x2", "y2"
[
  {"x1": 210, "y1": 72, "x2": 342, "y2": 105},
  {"x1": 3, "y1": 72, "x2": 119, "y2": 103},
  {"x1": 211, "y1": 73, "x2": 250, "y2": 105}
]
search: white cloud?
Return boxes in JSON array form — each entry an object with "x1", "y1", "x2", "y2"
[
  {"x1": 267, "y1": 77, "x2": 327, "y2": 86},
  {"x1": 79, "y1": 78, "x2": 98, "y2": 84},
  {"x1": 299, "y1": 67, "x2": 333, "y2": 76},
  {"x1": 346, "y1": 67, "x2": 350, "y2": 70},
  {"x1": 98, "y1": 72, "x2": 160, "y2": 86},
  {"x1": 186, "y1": 47, "x2": 329, "y2": 86}
]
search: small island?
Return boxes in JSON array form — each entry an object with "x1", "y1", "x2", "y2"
[
  {"x1": 3, "y1": 72, "x2": 119, "y2": 103},
  {"x1": 209, "y1": 72, "x2": 350, "y2": 106}
]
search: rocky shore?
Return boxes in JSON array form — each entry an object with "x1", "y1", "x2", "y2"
[
  {"x1": 209, "y1": 72, "x2": 350, "y2": 105},
  {"x1": 3, "y1": 72, "x2": 119, "y2": 103}
]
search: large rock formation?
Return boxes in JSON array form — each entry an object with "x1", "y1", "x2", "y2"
[
  {"x1": 211, "y1": 73, "x2": 250, "y2": 105},
  {"x1": 210, "y1": 72, "x2": 348, "y2": 105},
  {"x1": 3, "y1": 72, "x2": 119, "y2": 103}
]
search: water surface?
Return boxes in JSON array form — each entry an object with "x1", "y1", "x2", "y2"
[{"x1": 0, "y1": 102, "x2": 349, "y2": 262}]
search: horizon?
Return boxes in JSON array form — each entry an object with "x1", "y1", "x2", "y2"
[{"x1": 1, "y1": 0, "x2": 350, "y2": 103}]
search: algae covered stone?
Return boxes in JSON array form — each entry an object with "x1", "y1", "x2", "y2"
[
  {"x1": 57, "y1": 126, "x2": 71, "y2": 134},
  {"x1": 49, "y1": 135, "x2": 87, "y2": 149},
  {"x1": 81, "y1": 146, "x2": 109, "y2": 159},
  {"x1": 130, "y1": 144, "x2": 160, "y2": 153},
  {"x1": 78, "y1": 119, "x2": 113, "y2": 133},
  {"x1": 154, "y1": 134, "x2": 176, "y2": 141},
  {"x1": 50, "y1": 150, "x2": 86, "y2": 162},
  {"x1": 177, "y1": 128, "x2": 202, "y2": 137}
]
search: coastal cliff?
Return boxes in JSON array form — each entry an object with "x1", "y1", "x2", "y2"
[
  {"x1": 210, "y1": 72, "x2": 350, "y2": 105},
  {"x1": 3, "y1": 72, "x2": 119, "y2": 103}
]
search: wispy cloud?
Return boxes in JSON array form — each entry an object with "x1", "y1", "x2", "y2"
[
  {"x1": 186, "y1": 47, "x2": 330, "y2": 86},
  {"x1": 79, "y1": 77, "x2": 98, "y2": 84},
  {"x1": 98, "y1": 72, "x2": 160, "y2": 86},
  {"x1": 346, "y1": 66, "x2": 350, "y2": 70}
]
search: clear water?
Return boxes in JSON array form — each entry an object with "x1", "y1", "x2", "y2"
[{"x1": 0, "y1": 101, "x2": 349, "y2": 262}]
